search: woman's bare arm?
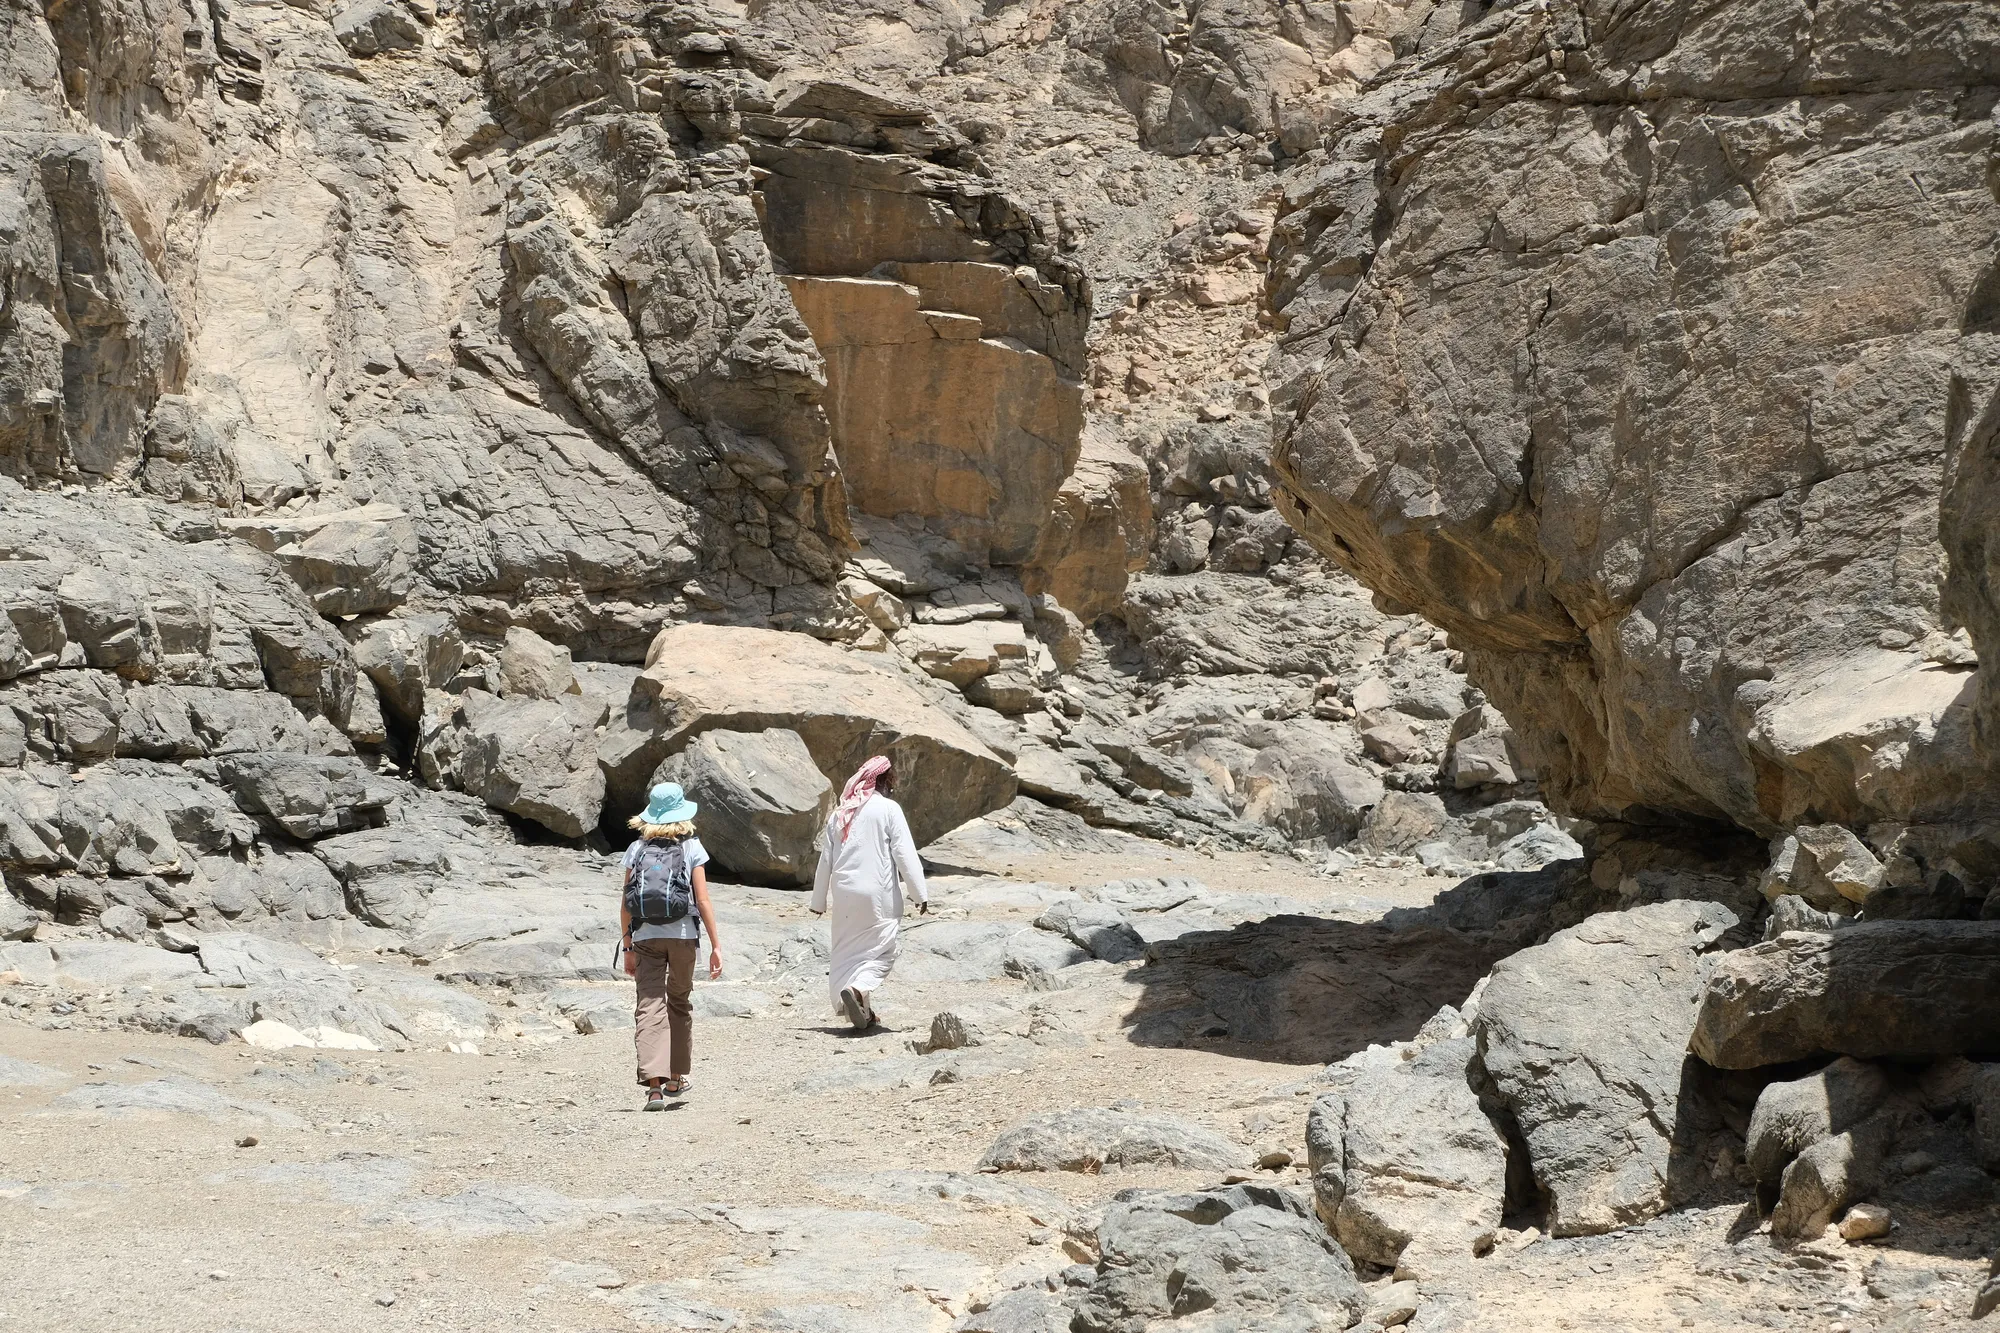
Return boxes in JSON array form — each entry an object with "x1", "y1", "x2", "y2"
[
  {"x1": 619, "y1": 870, "x2": 635, "y2": 975},
  {"x1": 692, "y1": 865, "x2": 722, "y2": 979}
]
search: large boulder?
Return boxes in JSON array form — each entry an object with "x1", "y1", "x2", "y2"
[
  {"x1": 1475, "y1": 900, "x2": 1738, "y2": 1236},
  {"x1": 1692, "y1": 921, "x2": 2000, "y2": 1068},
  {"x1": 1071, "y1": 1185, "x2": 1365, "y2": 1333},
  {"x1": 898, "y1": 620, "x2": 1034, "y2": 689},
  {"x1": 220, "y1": 505, "x2": 417, "y2": 618},
  {"x1": 208, "y1": 752, "x2": 388, "y2": 840},
  {"x1": 1238, "y1": 735, "x2": 1383, "y2": 842},
  {"x1": 497, "y1": 626, "x2": 577, "y2": 701},
  {"x1": 1745, "y1": 1057, "x2": 1895, "y2": 1187},
  {"x1": 656, "y1": 728, "x2": 832, "y2": 886},
  {"x1": 1356, "y1": 790, "x2": 1448, "y2": 856},
  {"x1": 624, "y1": 625, "x2": 1015, "y2": 845},
  {"x1": 1267, "y1": 0, "x2": 2000, "y2": 835},
  {"x1": 1306, "y1": 1039, "x2": 1508, "y2": 1276},
  {"x1": 344, "y1": 613, "x2": 464, "y2": 728},
  {"x1": 455, "y1": 692, "x2": 606, "y2": 840}
]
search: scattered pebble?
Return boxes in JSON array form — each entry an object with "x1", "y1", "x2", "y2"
[
  {"x1": 374, "y1": 1293, "x2": 396, "y2": 1307},
  {"x1": 235, "y1": 1135, "x2": 259, "y2": 1149}
]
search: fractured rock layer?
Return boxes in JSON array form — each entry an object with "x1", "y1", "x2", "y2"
[{"x1": 1268, "y1": 0, "x2": 2000, "y2": 835}]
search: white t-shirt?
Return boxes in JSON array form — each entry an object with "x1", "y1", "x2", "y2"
[{"x1": 624, "y1": 836, "x2": 710, "y2": 942}]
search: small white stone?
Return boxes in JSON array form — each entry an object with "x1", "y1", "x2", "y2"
[{"x1": 241, "y1": 1019, "x2": 317, "y2": 1052}]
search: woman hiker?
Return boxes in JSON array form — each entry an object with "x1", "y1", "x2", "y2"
[
  {"x1": 620, "y1": 781, "x2": 723, "y2": 1110},
  {"x1": 810, "y1": 755, "x2": 929, "y2": 1031}
]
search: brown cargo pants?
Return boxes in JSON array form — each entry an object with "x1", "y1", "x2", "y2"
[{"x1": 633, "y1": 937, "x2": 697, "y2": 1085}]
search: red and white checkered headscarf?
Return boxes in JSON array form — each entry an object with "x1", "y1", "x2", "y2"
[{"x1": 834, "y1": 756, "x2": 893, "y2": 842}]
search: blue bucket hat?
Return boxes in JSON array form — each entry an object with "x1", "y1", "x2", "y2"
[{"x1": 641, "y1": 781, "x2": 698, "y2": 825}]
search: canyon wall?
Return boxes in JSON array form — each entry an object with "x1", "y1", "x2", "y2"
[{"x1": 1269, "y1": 0, "x2": 2000, "y2": 842}]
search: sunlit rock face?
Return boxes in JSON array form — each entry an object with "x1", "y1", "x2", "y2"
[{"x1": 1268, "y1": 0, "x2": 2000, "y2": 833}]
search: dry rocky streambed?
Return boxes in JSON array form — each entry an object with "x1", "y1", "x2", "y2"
[
  {"x1": 5, "y1": 0, "x2": 2000, "y2": 1328},
  {"x1": 4, "y1": 813, "x2": 1995, "y2": 1333}
]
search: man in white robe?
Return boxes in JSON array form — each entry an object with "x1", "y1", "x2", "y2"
[{"x1": 809, "y1": 756, "x2": 928, "y2": 1030}]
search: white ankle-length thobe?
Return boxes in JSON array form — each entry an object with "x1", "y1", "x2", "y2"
[{"x1": 810, "y1": 792, "x2": 928, "y2": 1012}]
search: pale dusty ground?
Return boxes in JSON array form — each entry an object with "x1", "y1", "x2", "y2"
[{"x1": 1, "y1": 839, "x2": 1992, "y2": 1332}]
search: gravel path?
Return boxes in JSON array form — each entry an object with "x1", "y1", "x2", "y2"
[{"x1": 2, "y1": 839, "x2": 1991, "y2": 1332}]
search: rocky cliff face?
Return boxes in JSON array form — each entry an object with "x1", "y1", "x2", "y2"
[
  {"x1": 1269, "y1": 0, "x2": 2000, "y2": 849},
  {"x1": 7, "y1": 0, "x2": 1561, "y2": 950}
]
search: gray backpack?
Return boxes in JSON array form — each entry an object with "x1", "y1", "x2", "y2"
[{"x1": 625, "y1": 838, "x2": 694, "y2": 930}]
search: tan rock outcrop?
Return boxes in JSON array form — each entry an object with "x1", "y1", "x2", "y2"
[
  {"x1": 784, "y1": 274, "x2": 1084, "y2": 567},
  {"x1": 628, "y1": 624, "x2": 1015, "y2": 844},
  {"x1": 1024, "y1": 426, "x2": 1154, "y2": 624}
]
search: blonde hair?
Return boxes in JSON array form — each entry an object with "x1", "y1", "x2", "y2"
[{"x1": 629, "y1": 817, "x2": 696, "y2": 841}]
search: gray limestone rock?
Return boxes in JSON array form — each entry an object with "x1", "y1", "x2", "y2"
[
  {"x1": 344, "y1": 615, "x2": 464, "y2": 729},
  {"x1": 1772, "y1": 1123, "x2": 1890, "y2": 1242},
  {"x1": 1367, "y1": 1281, "x2": 1421, "y2": 1329},
  {"x1": 1033, "y1": 900, "x2": 1145, "y2": 964},
  {"x1": 1307, "y1": 1041, "x2": 1507, "y2": 1276},
  {"x1": 496, "y1": 627, "x2": 577, "y2": 702},
  {"x1": 312, "y1": 826, "x2": 460, "y2": 931},
  {"x1": 1493, "y1": 825, "x2": 1585, "y2": 873},
  {"x1": 1003, "y1": 929, "x2": 1090, "y2": 980},
  {"x1": 455, "y1": 692, "x2": 606, "y2": 839},
  {"x1": 333, "y1": 0, "x2": 426, "y2": 55},
  {"x1": 1475, "y1": 900, "x2": 1738, "y2": 1237},
  {"x1": 1071, "y1": 1185, "x2": 1365, "y2": 1333},
  {"x1": 4, "y1": 940, "x2": 205, "y2": 989},
  {"x1": 953, "y1": 1287, "x2": 1072, "y2": 1333},
  {"x1": 221, "y1": 506, "x2": 417, "y2": 617},
  {"x1": 978, "y1": 1108, "x2": 1246, "y2": 1174},
  {"x1": 1763, "y1": 894, "x2": 1854, "y2": 939},
  {"x1": 1745, "y1": 1057, "x2": 1895, "y2": 1187},
  {"x1": 0, "y1": 1055, "x2": 67, "y2": 1086},
  {"x1": 0, "y1": 890, "x2": 40, "y2": 941},
  {"x1": 1448, "y1": 729, "x2": 1517, "y2": 790},
  {"x1": 98, "y1": 903, "x2": 148, "y2": 941},
  {"x1": 1693, "y1": 922, "x2": 2000, "y2": 1068},
  {"x1": 546, "y1": 987, "x2": 633, "y2": 1035},
  {"x1": 209, "y1": 753, "x2": 388, "y2": 840},
  {"x1": 1791, "y1": 825, "x2": 1885, "y2": 909},
  {"x1": 1357, "y1": 791, "x2": 1447, "y2": 856},
  {"x1": 52, "y1": 1076, "x2": 300, "y2": 1124},
  {"x1": 657, "y1": 728, "x2": 832, "y2": 886},
  {"x1": 1240, "y1": 736, "x2": 1383, "y2": 843}
]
